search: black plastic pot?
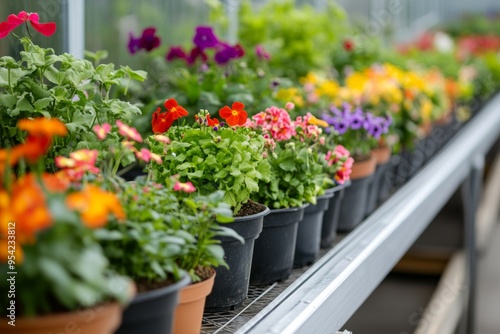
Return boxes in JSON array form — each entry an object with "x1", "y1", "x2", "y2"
[
  {"x1": 116, "y1": 274, "x2": 190, "y2": 334},
  {"x1": 204, "y1": 207, "x2": 269, "y2": 312},
  {"x1": 320, "y1": 182, "x2": 349, "y2": 248},
  {"x1": 378, "y1": 154, "x2": 400, "y2": 204},
  {"x1": 337, "y1": 173, "x2": 375, "y2": 232},
  {"x1": 250, "y1": 204, "x2": 308, "y2": 285},
  {"x1": 294, "y1": 193, "x2": 334, "y2": 268},
  {"x1": 365, "y1": 161, "x2": 391, "y2": 217}
]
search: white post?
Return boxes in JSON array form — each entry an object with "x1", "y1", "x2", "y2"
[{"x1": 67, "y1": 0, "x2": 85, "y2": 58}]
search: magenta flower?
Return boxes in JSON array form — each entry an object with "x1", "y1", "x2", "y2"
[
  {"x1": 166, "y1": 46, "x2": 188, "y2": 62},
  {"x1": 193, "y1": 26, "x2": 219, "y2": 50},
  {"x1": 187, "y1": 46, "x2": 208, "y2": 64},
  {"x1": 255, "y1": 44, "x2": 270, "y2": 61},
  {"x1": 214, "y1": 44, "x2": 240, "y2": 65},
  {"x1": 128, "y1": 27, "x2": 161, "y2": 54}
]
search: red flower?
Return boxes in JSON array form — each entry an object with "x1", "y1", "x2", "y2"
[
  {"x1": 343, "y1": 39, "x2": 354, "y2": 52},
  {"x1": 152, "y1": 107, "x2": 175, "y2": 134},
  {"x1": 164, "y1": 98, "x2": 188, "y2": 120},
  {"x1": 0, "y1": 11, "x2": 56, "y2": 39},
  {"x1": 219, "y1": 102, "x2": 248, "y2": 126},
  {"x1": 207, "y1": 114, "x2": 220, "y2": 127}
]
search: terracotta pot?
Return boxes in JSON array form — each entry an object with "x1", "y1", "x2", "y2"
[
  {"x1": 349, "y1": 154, "x2": 376, "y2": 180},
  {"x1": 0, "y1": 302, "x2": 123, "y2": 334},
  {"x1": 371, "y1": 145, "x2": 391, "y2": 165},
  {"x1": 173, "y1": 269, "x2": 216, "y2": 334}
]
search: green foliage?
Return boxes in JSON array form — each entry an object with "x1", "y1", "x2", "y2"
[
  {"x1": 253, "y1": 141, "x2": 324, "y2": 209},
  {"x1": 98, "y1": 180, "x2": 240, "y2": 284},
  {"x1": 148, "y1": 120, "x2": 271, "y2": 214},
  {"x1": 237, "y1": 0, "x2": 348, "y2": 80},
  {"x1": 0, "y1": 37, "x2": 146, "y2": 170}
]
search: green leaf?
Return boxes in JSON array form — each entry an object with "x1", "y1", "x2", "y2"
[
  {"x1": 34, "y1": 97, "x2": 53, "y2": 109},
  {"x1": 12, "y1": 93, "x2": 34, "y2": 115},
  {"x1": 0, "y1": 67, "x2": 31, "y2": 87},
  {"x1": 0, "y1": 93, "x2": 17, "y2": 109},
  {"x1": 279, "y1": 158, "x2": 297, "y2": 171}
]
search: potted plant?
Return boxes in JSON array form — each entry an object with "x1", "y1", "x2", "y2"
[
  {"x1": 0, "y1": 11, "x2": 146, "y2": 171},
  {"x1": 243, "y1": 104, "x2": 327, "y2": 282},
  {"x1": 322, "y1": 103, "x2": 391, "y2": 231},
  {"x1": 147, "y1": 98, "x2": 271, "y2": 311},
  {"x1": 0, "y1": 117, "x2": 133, "y2": 334}
]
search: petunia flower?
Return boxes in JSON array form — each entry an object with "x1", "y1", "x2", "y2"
[
  {"x1": 116, "y1": 120, "x2": 143, "y2": 142},
  {"x1": 93, "y1": 123, "x2": 111, "y2": 140},
  {"x1": 173, "y1": 181, "x2": 196, "y2": 193},
  {"x1": 187, "y1": 46, "x2": 208, "y2": 65},
  {"x1": 164, "y1": 98, "x2": 188, "y2": 120},
  {"x1": 0, "y1": 11, "x2": 56, "y2": 39},
  {"x1": 193, "y1": 26, "x2": 219, "y2": 50},
  {"x1": 214, "y1": 44, "x2": 240, "y2": 65},
  {"x1": 219, "y1": 102, "x2": 248, "y2": 126}
]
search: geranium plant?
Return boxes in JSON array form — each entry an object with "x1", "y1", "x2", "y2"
[
  {"x1": 148, "y1": 98, "x2": 271, "y2": 215},
  {"x1": 245, "y1": 105, "x2": 326, "y2": 209},
  {"x1": 0, "y1": 118, "x2": 130, "y2": 317},
  {"x1": 0, "y1": 11, "x2": 146, "y2": 171}
]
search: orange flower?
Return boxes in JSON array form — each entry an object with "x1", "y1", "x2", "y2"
[
  {"x1": 164, "y1": 98, "x2": 188, "y2": 120},
  {"x1": 0, "y1": 148, "x2": 20, "y2": 176},
  {"x1": 3, "y1": 176, "x2": 53, "y2": 244},
  {"x1": 66, "y1": 185, "x2": 125, "y2": 228},
  {"x1": 14, "y1": 118, "x2": 67, "y2": 163},
  {"x1": 219, "y1": 102, "x2": 248, "y2": 126},
  {"x1": 17, "y1": 118, "x2": 68, "y2": 137}
]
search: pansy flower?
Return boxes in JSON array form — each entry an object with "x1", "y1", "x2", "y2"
[
  {"x1": 219, "y1": 102, "x2": 248, "y2": 126},
  {"x1": 0, "y1": 11, "x2": 56, "y2": 38},
  {"x1": 164, "y1": 98, "x2": 188, "y2": 120},
  {"x1": 128, "y1": 27, "x2": 161, "y2": 54},
  {"x1": 166, "y1": 46, "x2": 188, "y2": 62}
]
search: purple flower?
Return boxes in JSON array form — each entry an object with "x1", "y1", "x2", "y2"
[
  {"x1": 128, "y1": 34, "x2": 141, "y2": 54},
  {"x1": 140, "y1": 28, "x2": 161, "y2": 51},
  {"x1": 333, "y1": 118, "x2": 350, "y2": 135},
  {"x1": 367, "y1": 120, "x2": 383, "y2": 139},
  {"x1": 187, "y1": 46, "x2": 208, "y2": 65},
  {"x1": 128, "y1": 27, "x2": 161, "y2": 54},
  {"x1": 255, "y1": 44, "x2": 270, "y2": 61},
  {"x1": 193, "y1": 26, "x2": 219, "y2": 50},
  {"x1": 349, "y1": 108, "x2": 365, "y2": 130},
  {"x1": 214, "y1": 44, "x2": 239, "y2": 65},
  {"x1": 166, "y1": 46, "x2": 188, "y2": 62}
]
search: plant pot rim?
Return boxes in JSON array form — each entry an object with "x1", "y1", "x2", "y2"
[
  {"x1": 317, "y1": 191, "x2": 334, "y2": 200},
  {"x1": 325, "y1": 180, "x2": 351, "y2": 194},
  {"x1": 179, "y1": 267, "x2": 216, "y2": 304},
  {"x1": 270, "y1": 202, "x2": 310, "y2": 214},
  {"x1": 132, "y1": 272, "x2": 190, "y2": 304},
  {"x1": 234, "y1": 205, "x2": 271, "y2": 222}
]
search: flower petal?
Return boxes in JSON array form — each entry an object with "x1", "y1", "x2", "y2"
[{"x1": 164, "y1": 98, "x2": 178, "y2": 110}]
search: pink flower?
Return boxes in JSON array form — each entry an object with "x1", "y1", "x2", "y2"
[
  {"x1": 122, "y1": 140, "x2": 135, "y2": 151},
  {"x1": 135, "y1": 148, "x2": 162, "y2": 164},
  {"x1": 55, "y1": 149, "x2": 100, "y2": 181},
  {"x1": 152, "y1": 134, "x2": 171, "y2": 144},
  {"x1": 335, "y1": 145, "x2": 350, "y2": 158},
  {"x1": 116, "y1": 120, "x2": 143, "y2": 142},
  {"x1": 0, "y1": 11, "x2": 56, "y2": 39},
  {"x1": 93, "y1": 123, "x2": 111, "y2": 140},
  {"x1": 173, "y1": 181, "x2": 196, "y2": 193},
  {"x1": 285, "y1": 102, "x2": 295, "y2": 111},
  {"x1": 319, "y1": 137, "x2": 326, "y2": 145}
]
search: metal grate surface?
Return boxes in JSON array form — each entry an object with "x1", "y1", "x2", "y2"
[{"x1": 201, "y1": 247, "x2": 333, "y2": 334}]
